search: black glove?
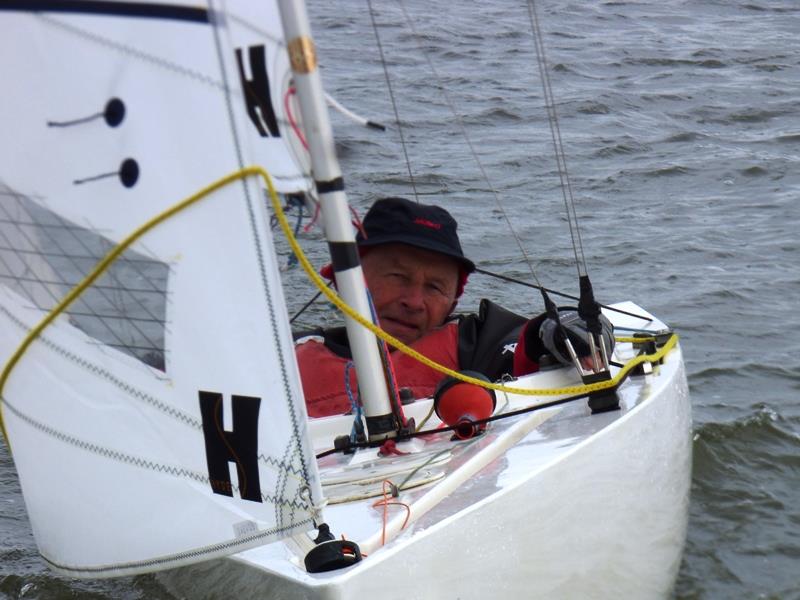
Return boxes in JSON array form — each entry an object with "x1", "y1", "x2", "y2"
[{"x1": 530, "y1": 308, "x2": 614, "y2": 367}]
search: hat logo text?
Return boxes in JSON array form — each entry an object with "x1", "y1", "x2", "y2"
[{"x1": 414, "y1": 217, "x2": 442, "y2": 230}]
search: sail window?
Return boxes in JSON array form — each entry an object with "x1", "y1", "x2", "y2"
[{"x1": 0, "y1": 183, "x2": 169, "y2": 370}]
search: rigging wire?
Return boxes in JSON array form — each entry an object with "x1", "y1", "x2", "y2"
[
  {"x1": 366, "y1": 0, "x2": 420, "y2": 202},
  {"x1": 393, "y1": 0, "x2": 545, "y2": 292},
  {"x1": 526, "y1": 0, "x2": 588, "y2": 278},
  {"x1": 473, "y1": 267, "x2": 652, "y2": 322},
  {"x1": 289, "y1": 289, "x2": 324, "y2": 324}
]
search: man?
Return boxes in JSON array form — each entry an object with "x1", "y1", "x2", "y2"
[{"x1": 294, "y1": 197, "x2": 610, "y2": 418}]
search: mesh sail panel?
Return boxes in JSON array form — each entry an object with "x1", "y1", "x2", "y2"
[{"x1": 0, "y1": 183, "x2": 168, "y2": 370}]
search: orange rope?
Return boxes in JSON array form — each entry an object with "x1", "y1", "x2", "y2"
[
  {"x1": 284, "y1": 87, "x2": 309, "y2": 150},
  {"x1": 340, "y1": 534, "x2": 368, "y2": 557},
  {"x1": 372, "y1": 480, "x2": 411, "y2": 546},
  {"x1": 350, "y1": 205, "x2": 367, "y2": 239},
  {"x1": 303, "y1": 201, "x2": 321, "y2": 232}
]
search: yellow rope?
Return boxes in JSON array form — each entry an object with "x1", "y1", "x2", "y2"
[
  {"x1": 0, "y1": 167, "x2": 267, "y2": 444},
  {"x1": 0, "y1": 165, "x2": 679, "y2": 446},
  {"x1": 616, "y1": 335, "x2": 661, "y2": 343}
]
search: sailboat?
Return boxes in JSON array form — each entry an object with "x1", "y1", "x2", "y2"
[{"x1": 0, "y1": 0, "x2": 691, "y2": 598}]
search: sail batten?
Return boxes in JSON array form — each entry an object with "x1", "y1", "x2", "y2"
[
  {"x1": 0, "y1": 1, "x2": 212, "y2": 23},
  {"x1": 0, "y1": 0, "x2": 323, "y2": 576}
]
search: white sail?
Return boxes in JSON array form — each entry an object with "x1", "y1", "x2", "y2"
[{"x1": 0, "y1": 0, "x2": 322, "y2": 577}]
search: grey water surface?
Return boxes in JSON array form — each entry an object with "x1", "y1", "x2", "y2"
[{"x1": 2, "y1": 0, "x2": 799, "y2": 598}]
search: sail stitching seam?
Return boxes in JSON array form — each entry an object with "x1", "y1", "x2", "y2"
[
  {"x1": 1, "y1": 302, "x2": 308, "y2": 476},
  {"x1": 1, "y1": 396, "x2": 310, "y2": 509},
  {"x1": 40, "y1": 14, "x2": 224, "y2": 90},
  {"x1": 0, "y1": 303, "x2": 200, "y2": 427}
]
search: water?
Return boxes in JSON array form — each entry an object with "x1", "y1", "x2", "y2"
[{"x1": 2, "y1": 0, "x2": 799, "y2": 597}]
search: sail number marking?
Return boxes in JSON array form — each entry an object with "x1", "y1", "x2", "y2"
[{"x1": 198, "y1": 390, "x2": 262, "y2": 503}]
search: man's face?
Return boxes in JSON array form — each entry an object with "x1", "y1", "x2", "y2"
[{"x1": 361, "y1": 243, "x2": 459, "y2": 345}]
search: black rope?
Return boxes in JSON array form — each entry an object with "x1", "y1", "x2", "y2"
[
  {"x1": 72, "y1": 170, "x2": 118, "y2": 185},
  {"x1": 48, "y1": 112, "x2": 104, "y2": 127},
  {"x1": 48, "y1": 98, "x2": 126, "y2": 128}
]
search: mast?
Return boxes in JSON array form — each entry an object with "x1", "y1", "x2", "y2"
[{"x1": 277, "y1": 0, "x2": 396, "y2": 440}]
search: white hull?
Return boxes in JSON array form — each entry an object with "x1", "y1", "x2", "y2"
[{"x1": 160, "y1": 302, "x2": 692, "y2": 599}]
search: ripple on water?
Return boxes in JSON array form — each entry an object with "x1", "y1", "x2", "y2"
[
  {"x1": 661, "y1": 131, "x2": 709, "y2": 143},
  {"x1": 738, "y1": 165, "x2": 769, "y2": 176},
  {"x1": 773, "y1": 133, "x2": 800, "y2": 143},
  {"x1": 677, "y1": 406, "x2": 800, "y2": 597},
  {"x1": 727, "y1": 107, "x2": 793, "y2": 123},
  {"x1": 623, "y1": 57, "x2": 728, "y2": 69}
]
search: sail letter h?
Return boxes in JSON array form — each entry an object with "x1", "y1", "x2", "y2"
[
  {"x1": 199, "y1": 391, "x2": 262, "y2": 503},
  {"x1": 235, "y1": 45, "x2": 281, "y2": 138}
]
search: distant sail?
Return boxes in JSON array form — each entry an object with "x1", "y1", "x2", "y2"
[{"x1": 0, "y1": 0, "x2": 322, "y2": 577}]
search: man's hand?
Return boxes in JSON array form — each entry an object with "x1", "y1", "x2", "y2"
[{"x1": 538, "y1": 309, "x2": 615, "y2": 367}]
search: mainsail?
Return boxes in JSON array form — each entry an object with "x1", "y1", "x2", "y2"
[{"x1": 0, "y1": 0, "x2": 323, "y2": 577}]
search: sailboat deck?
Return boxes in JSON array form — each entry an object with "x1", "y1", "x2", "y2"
[{"x1": 212, "y1": 302, "x2": 690, "y2": 598}]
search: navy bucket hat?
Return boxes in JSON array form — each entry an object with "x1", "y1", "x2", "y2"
[{"x1": 356, "y1": 197, "x2": 476, "y2": 274}]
